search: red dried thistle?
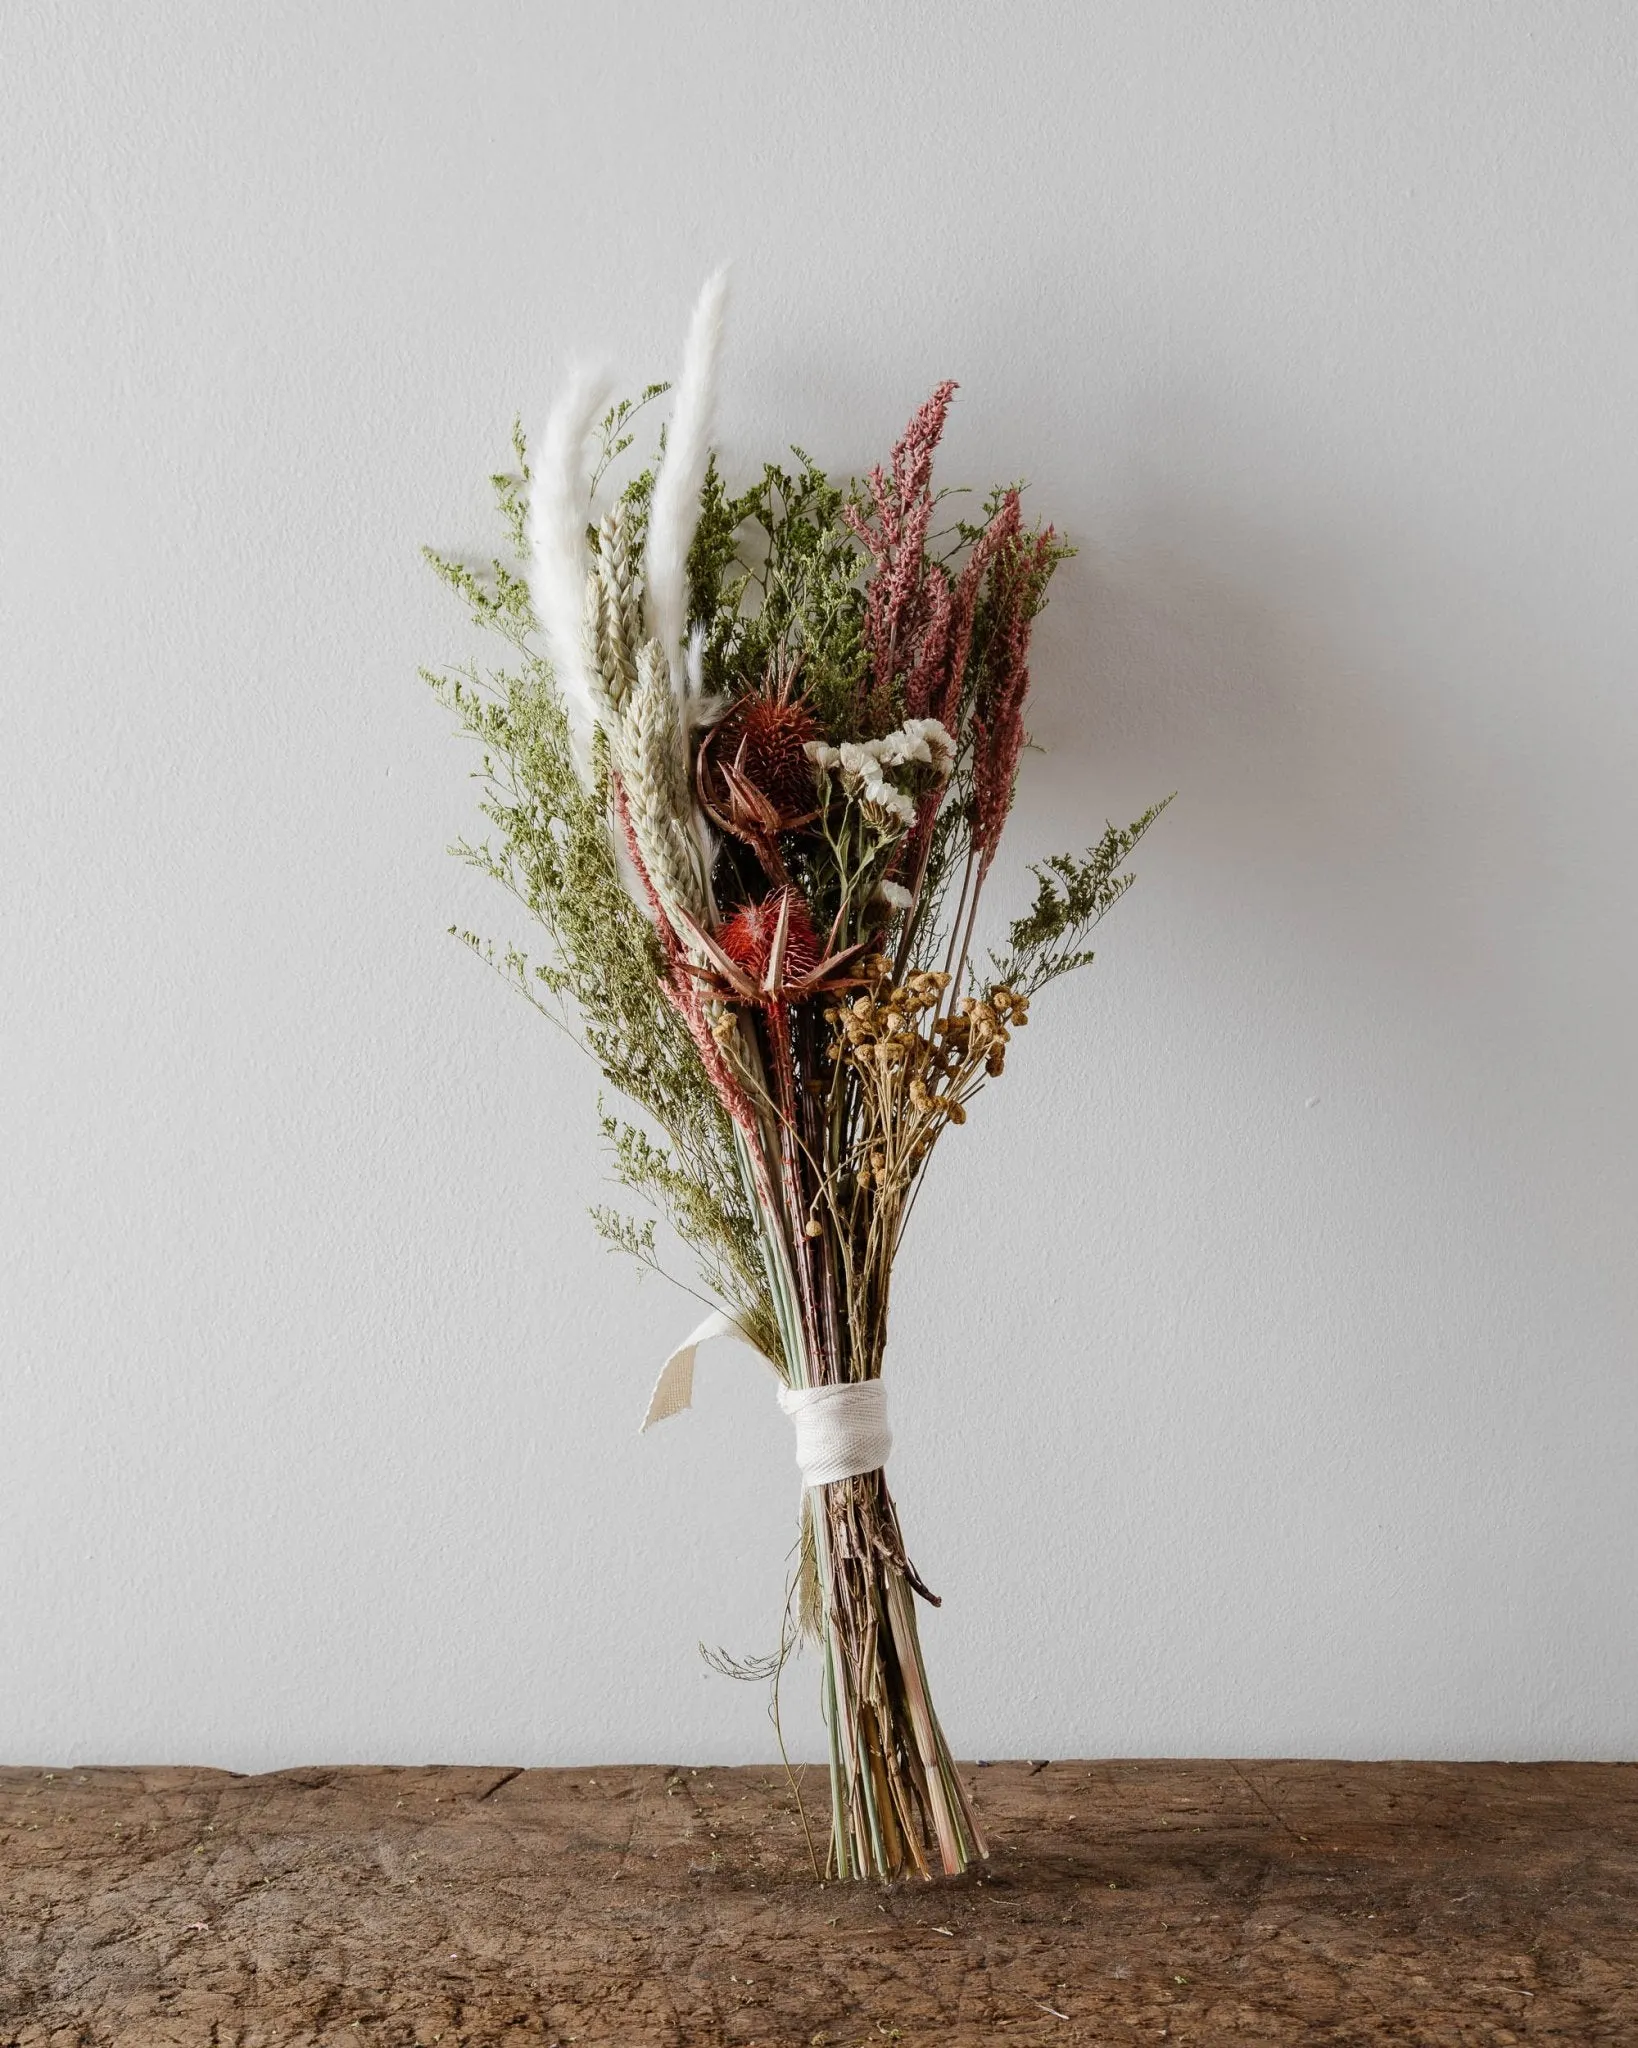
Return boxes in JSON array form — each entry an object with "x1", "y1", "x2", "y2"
[
  {"x1": 971, "y1": 521, "x2": 1057, "y2": 874},
  {"x1": 718, "y1": 888, "x2": 823, "y2": 986},
  {"x1": 696, "y1": 674, "x2": 823, "y2": 839},
  {"x1": 677, "y1": 887, "x2": 871, "y2": 1009}
]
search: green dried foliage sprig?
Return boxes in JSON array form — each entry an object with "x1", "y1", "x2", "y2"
[
  {"x1": 989, "y1": 798, "x2": 1174, "y2": 997},
  {"x1": 694, "y1": 455, "x2": 868, "y2": 728},
  {"x1": 591, "y1": 383, "x2": 670, "y2": 499},
  {"x1": 424, "y1": 554, "x2": 773, "y2": 1349}
]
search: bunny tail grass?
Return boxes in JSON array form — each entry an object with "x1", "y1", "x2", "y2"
[
  {"x1": 645, "y1": 267, "x2": 729, "y2": 668},
  {"x1": 528, "y1": 363, "x2": 612, "y2": 783}
]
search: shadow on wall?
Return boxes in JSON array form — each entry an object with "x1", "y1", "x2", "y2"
[
  {"x1": 899, "y1": 492, "x2": 1638, "y2": 1751},
  {"x1": 1028, "y1": 490, "x2": 1550, "y2": 1063}
]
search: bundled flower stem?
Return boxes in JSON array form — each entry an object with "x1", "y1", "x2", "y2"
[{"x1": 425, "y1": 278, "x2": 1169, "y2": 1881}]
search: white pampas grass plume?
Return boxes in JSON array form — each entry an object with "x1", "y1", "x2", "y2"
[
  {"x1": 527, "y1": 363, "x2": 611, "y2": 782},
  {"x1": 645, "y1": 267, "x2": 729, "y2": 666}
]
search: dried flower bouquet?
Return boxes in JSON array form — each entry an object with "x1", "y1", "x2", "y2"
[{"x1": 426, "y1": 273, "x2": 1166, "y2": 1881}]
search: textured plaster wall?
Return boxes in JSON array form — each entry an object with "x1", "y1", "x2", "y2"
[{"x1": 4, "y1": 2, "x2": 1636, "y2": 1769}]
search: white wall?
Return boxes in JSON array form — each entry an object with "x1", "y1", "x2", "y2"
[{"x1": 4, "y1": 1, "x2": 1635, "y2": 1770}]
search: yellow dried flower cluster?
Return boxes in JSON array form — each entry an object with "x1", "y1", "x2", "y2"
[{"x1": 826, "y1": 960, "x2": 1029, "y2": 1193}]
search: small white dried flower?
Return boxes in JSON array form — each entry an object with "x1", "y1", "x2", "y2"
[
  {"x1": 873, "y1": 878, "x2": 913, "y2": 912},
  {"x1": 861, "y1": 782, "x2": 916, "y2": 829},
  {"x1": 811, "y1": 720, "x2": 950, "y2": 834},
  {"x1": 902, "y1": 717, "x2": 956, "y2": 773}
]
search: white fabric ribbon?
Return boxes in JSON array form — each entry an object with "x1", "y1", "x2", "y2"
[
  {"x1": 640, "y1": 1310, "x2": 776, "y2": 1430},
  {"x1": 641, "y1": 1315, "x2": 892, "y2": 1488},
  {"x1": 777, "y1": 1379, "x2": 892, "y2": 1488}
]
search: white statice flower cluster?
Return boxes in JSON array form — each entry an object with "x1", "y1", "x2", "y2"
[{"x1": 805, "y1": 718, "x2": 957, "y2": 832}]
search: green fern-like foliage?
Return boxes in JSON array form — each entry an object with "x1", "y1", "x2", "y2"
[
  {"x1": 989, "y1": 798, "x2": 1173, "y2": 997},
  {"x1": 689, "y1": 454, "x2": 868, "y2": 730},
  {"x1": 423, "y1": 458, "x2": 775, "y2": 1356}
]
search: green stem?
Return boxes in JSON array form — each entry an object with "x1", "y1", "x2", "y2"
[{"x1": 816, "y1": 1521, "x2": 852, "y2": 1879}]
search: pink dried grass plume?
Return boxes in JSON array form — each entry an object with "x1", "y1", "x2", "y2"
[
  {"x1": 940, "y1": 490, "x2": 1022, "y2": 729},
  {"x1": 843, "y1": 381, "x2": 958, "y2": 732},
  {"x1": 894, "y1": 489, "x2": 1023, "y2": 886},
  {"x1": 971, "y1": 520, "x2": 1057, "y2": 873}
]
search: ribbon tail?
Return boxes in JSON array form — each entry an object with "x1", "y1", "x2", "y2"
[{"x1": 641, "y1": 1309, "x2": 767, "y2": 1432}]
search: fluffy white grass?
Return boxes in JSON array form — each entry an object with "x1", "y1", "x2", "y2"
[
  {"x1": 645, "y1": 271, "x2": 731, "y2": 920},
  {"x1": 527, "y1": 363, "x2": 611, "y2": 782},
  {"x1": 644, "y1": 268, "x2": 729, "y2": 667}
]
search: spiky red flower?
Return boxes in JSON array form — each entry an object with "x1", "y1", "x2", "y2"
[
  {"x1": 698, "y1": 687, "x2": 822, "y2": 825},
  {"x1": 716, "y1": 887, "x2": 822, "y2": 986},
  {"x1": 675, "y1": 888, "x2": 871, "y2": 1012}
]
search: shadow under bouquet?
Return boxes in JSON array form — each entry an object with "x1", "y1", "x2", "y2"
[{"x1": 427, "y1": 274, "x2": 1166, "y2": 1881}]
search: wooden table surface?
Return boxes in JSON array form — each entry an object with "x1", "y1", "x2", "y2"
[{"x1": 2, "y1": 1759, "x2": 1634, "y2": 2045}]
